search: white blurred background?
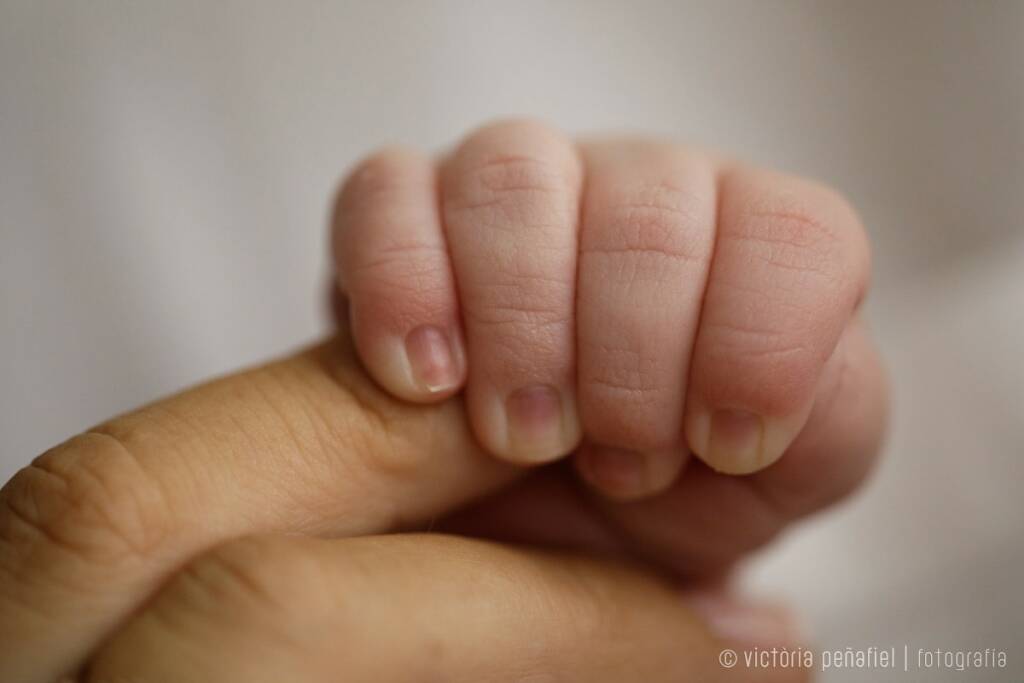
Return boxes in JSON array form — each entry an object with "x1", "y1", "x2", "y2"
[{"x1": 1, "y1": 2, "x2": 1021, "y2": 680}]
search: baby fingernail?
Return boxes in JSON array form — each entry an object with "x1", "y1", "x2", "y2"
[
  {"x1": 687, "y1": 408, "x2": 803, "y2": 474},
  {"x1": 577, "y1": 445, "x2": 685, "y2": 500},
  {"x1": 711, "y1": 409, "x2": 763, "y2": 473},
  {"x1": 404, "y1": 325, "x2": 462, "y2": 394},
  {"x1": 687, "y1": 409, "x2": 763, "y2": 474},
  {"x1": 504, "y1": 384, "x2": 578, "y2": 462},
  {"x1": 688, "y1": 408, "x2": 804, "y2": 475}
]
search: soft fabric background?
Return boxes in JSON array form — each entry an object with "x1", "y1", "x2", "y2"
[{"x1": 2, "y1": 2, "x2": 1021, "y2": 680}]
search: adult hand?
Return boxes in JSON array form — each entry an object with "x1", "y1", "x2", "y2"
[{"x1": 0, "y1": 326, "x2": 866, "y2": 681}]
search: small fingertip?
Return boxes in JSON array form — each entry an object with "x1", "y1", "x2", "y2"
[{"x1": 575, "y1": 444, "x2": 686, "y2": 501}]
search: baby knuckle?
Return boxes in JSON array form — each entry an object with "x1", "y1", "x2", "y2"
[
  {"x1": 464, "y1": 305, "x2": 570, "y2": 374},
  {"x1": 732, "y1": 181, "x2": 866, "y2": 292},
  {"x1": 347, "y1": 244, "x2": 451, "y2": 321},
  {"x1": 747, "y1": 205, "x2": 843, "y2": 272},
  {"x1": 589, "y1": 182, "x2": 708, "y2": 265},
  {"x1": 461, "y1": 248, "x2": 574, "y2": 327},
  {"x1": 447, "y1": 121, "x2": 578, "y2": 223},
  {"x1": 448, "y1": 153, "x2": 571, "y2": 221}
]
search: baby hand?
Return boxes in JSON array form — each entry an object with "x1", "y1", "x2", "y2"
[{"x1": 332, "y1": 121, "x2": 881, "y2": 500}]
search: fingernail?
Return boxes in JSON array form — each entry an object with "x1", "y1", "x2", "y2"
[
  {"x1": 576, "y1": 445, "x2": 686, "y2": 501},
  {"x1": 404, "y1": 325, "x2": 461, "y2": 394},
  {"x1": 710, "y1": 410, "x2": 763, "y2": 474},
  {"x1": 687, "y1": 409, "x2": 766, "y2": 474},
  {"x1": 686, "y1": 592, "x2": 804, "y2": 647},
  {"x1": 504, "y1": 384, "x2": 578, "y2": 462}
]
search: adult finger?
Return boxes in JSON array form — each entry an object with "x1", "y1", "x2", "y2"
[
  {"x1": 87, "y1": 534, "x2": 807, "y2": 683},
  {"x1": 0, "y1": 333, "x2": 516, "y2": 683}
]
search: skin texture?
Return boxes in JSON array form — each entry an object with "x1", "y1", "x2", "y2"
[
  {"x1": 333, "y1": 121, "x2": 881, "y2": 499},
  {"x1": 86, "y1": 534, "x2": 799, "y2": 683},
  {"x1": 0, "y1": 123, "x2": 887, "y2": 681},
  {"x1": 1, "y1": 332, "x2": 811, "y2": 683}
]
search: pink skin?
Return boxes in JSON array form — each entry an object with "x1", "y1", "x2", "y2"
[
  {"x1": 333, "y1": 120, "x2": 884, "y2": 501},
  {"x1": 440, "y1": 124, "x2": 584, "y2": 463},
  {"x1": 444, "y1": 318, "x2": 888, "y2": 577},
  {"x1": 333, "y1": 148, "x2": 466, "y2": 401}
]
